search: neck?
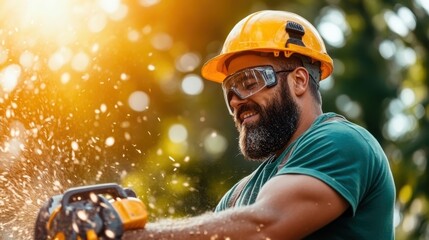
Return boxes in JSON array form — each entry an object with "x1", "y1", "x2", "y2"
[{"x1": 275, "y1": 107, "x2": 322, "y2": 157}]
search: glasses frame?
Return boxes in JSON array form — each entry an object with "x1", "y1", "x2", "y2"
[{"x1": 222, "y1": 65, "x2": 293, "y2": 115}]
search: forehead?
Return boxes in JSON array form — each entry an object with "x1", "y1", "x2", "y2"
[{"x1": 226, "y1": 53, "x2": 279, "y2": 75}]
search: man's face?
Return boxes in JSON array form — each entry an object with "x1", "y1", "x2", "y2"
[{"x1": 226, "y1": 54, "x2": 301, "y2": 161}]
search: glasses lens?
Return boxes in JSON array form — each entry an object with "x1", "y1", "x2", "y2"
[
  {"x1": 222, "y1": 66, "x2": 275, "y2": 115},
  {"x1": 223, "y1": 67, "x2": 270, "y2": 98}
]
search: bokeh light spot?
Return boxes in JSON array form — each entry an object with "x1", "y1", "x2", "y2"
[
  {"x1": 415, "y1": 0, "x2": 429, "y2": 14},
  {"x1": 88, "y1": 13, "x2": 107, "y2": 33},
  {"x1": 397, "y1": 7, "x2": 416, "y2": 30},
  {"x1": 168, "y1": 124, "x2": 188, "y2": 143},
  {"x1": 203, "y1": 131, "x2": 227, "y2": 156},
  {"x1": 128, "y1": 29, "x2": 140, "y2": 42},
  {"x1": 384, "y1": 10, "x2": 409, "y2": 37},
  {"x1": 0, "y1": 47, "x2": 9, "y2": 64},
  {"x1": 335, "y1": 94, "x2": 362, "y2": 119},
  {"x1": 61, "y1": 73, "x2": 71, "y2": 84},
  {"x1": 0, "y1": 64, "x2": 22, "y2": 93},
  {"x1": 318, "y1": 21, "x2": 345, "y2": 47},
  {"x1": 19, "y1": 51, "x2": 36, "y2": 69},
  {"x1": 379, "y1": 40, "x2": 396, "y2": 59},
  {"x1": 98, "y1": 0, "x2": 121, "y2": 14},
  {"x1": 100, "y1": 103, "x2": 107, "y2": 113},
  {"x1": 175, "y1": 52, "x2": 201, "y2": 73},
  {"x1": 128, "y1": 91, "x2": 149, "y2": 112},
  {"x1": 151, "y1": 33, "x2": 173, "y2": 51},
  {"x1": 108, "y1": 3, "x2": 128, "y2": 21},
  {"x1": 71, "y1": 52, "x2": 90, "y2": 72},
  {"x1": 138, "y1": 0, "x2": 161, "y2": 7},
  {"x1": 147, "y1": 64, "x2": 156, "y2": 71},
  {"x1": 320, "y1": 76, "x2": 334, "y2": 91},
  {"x1": 395, "y1": 47, "x2": 416, "y2": 67},
  {"x1": 385, "y1": 113, "x2": 416, "y2": 140},
  {"x1": 120, "y1": 73, "x2": 129, "y2": 81},
  {"x1": 400, "y1": 88, "x2": 415, "y2": 107},
  {"x1": 105, "y1": 136, "x2": 115, "y2": 147},
  {"x1": 318, "y1": 8, "x2": 349, "y2": 48},
  {"x1": 71, "y1": 141, "x2": 79, "y2": 151},
  {"x1": 181, "y1": 74, "x2": 203, "y2": 95},
  {"x1": 49, "y1": 48, "x2": 72, "y2": 71},
  {"x1": 6, "y1": 138, "x2": 24, "y2": 156}
]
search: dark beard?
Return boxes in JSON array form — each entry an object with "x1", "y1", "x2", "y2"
[{"x1": 236, "y1": 82, "x2": 300, "y2": 161}]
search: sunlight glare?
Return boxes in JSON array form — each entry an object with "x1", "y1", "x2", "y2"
[
  {"x1": 12, "y1": 0, "x2": 72, "y2": 39},
  {"x1": 98, "y1": 0, "x2": 121, "y2": 14},
  {"x1": 138, "y1": 0, "x2": 161, "y2": 7}
]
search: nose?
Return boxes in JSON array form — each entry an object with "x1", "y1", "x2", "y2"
[{"x1": 228, "y1": 91, "x2": 247, "y2": 113}]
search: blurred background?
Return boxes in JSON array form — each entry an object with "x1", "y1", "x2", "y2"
[{"x1": 0, "y1": 0, "x2": 427, "y2": 239}]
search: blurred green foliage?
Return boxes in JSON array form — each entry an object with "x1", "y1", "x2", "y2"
[{"x1": 0, "y1": 0, "x2": 428, "y2": 239}]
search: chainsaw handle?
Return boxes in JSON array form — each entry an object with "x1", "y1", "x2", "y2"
[{"x1": 61, "y1": 183, "x2": 130, "y2": 206}]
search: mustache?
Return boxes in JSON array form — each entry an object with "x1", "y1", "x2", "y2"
[{"x1": 235, "y1": 103, "x2": 263, "y2": 123}]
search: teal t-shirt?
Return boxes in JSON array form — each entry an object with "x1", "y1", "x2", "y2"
[{"x1": 215, "y1": 112, "x2": 396, "y2": 239}]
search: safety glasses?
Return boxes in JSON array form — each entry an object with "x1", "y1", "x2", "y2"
[{"x1": 222, "y1": 65, "x2": 292, "y2": 115}]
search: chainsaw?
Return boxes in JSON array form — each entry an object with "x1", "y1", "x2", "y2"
[{"x1": 34, "y1": 183, "x2": 147, "y2": 240}]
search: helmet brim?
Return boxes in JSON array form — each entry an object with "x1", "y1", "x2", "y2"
[{"x1": 201, "y1": 47, "x2": 333, "y2": 83}]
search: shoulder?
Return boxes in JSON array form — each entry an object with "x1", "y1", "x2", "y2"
[
  {"x1": 303, "y1": 114, "x2": 376, "y2": 152},
  {"x1": 285, "y1": 114, "x2": 382, "y2": 170}
]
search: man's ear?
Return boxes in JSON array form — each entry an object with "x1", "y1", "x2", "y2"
[{"x1": 291, "y1": 67, "x2": 310, "y2": 96}]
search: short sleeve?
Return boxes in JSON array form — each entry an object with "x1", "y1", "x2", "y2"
[{"x1": 277, "y1": 121, "x2": 374, "y2": 214}]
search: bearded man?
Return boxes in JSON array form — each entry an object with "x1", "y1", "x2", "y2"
[{"x1": 122, "y1": 10, "x2": 396, "y2": 239}]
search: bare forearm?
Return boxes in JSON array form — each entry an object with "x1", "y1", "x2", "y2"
[{"x1": 122, "y1": 207, "x2": 269, "y2": 240}]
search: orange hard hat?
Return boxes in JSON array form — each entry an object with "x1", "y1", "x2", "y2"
[{"x1": 201, "y1": 10, "x2": 333, "y2": 83}]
